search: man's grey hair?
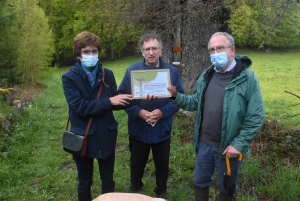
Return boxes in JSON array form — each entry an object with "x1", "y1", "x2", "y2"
[
  {"x1": 209, "y1": 32, "x2": 235, "y2": 47},
  {"x1": 139, "y1": 32, "x2": 163, "y2": 51}
]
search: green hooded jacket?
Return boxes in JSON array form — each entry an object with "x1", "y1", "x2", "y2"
[{"x1": 173, "y1": 55, "x2": 265, "y2": 157}]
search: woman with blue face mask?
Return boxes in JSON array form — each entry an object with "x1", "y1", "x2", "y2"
[{"x1": 62, "y1": 31, "x2": 133, "y2": 201}]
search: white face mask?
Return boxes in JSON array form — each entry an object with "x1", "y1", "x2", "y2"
[{"x1": 81, "y1": 55, "x2": 99, "y2": 68}]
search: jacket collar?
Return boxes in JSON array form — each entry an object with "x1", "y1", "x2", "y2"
[
  {"x1": 204, "y1": 55, "x2": 251, "y2": 82},
  {"x1": 74, "y1": 62, "x2": 103, "y2": 88},
  {"x1": 142, "y1": 57, "x2": 164, "y2": 69}
]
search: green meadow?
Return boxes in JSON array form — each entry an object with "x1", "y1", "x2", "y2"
[
  {"x1": 240, "y1": 49, "x2": 300, "y2": 127},
  {"x1": 0, "y1": 50, "x2": 299, "y2": 201}
]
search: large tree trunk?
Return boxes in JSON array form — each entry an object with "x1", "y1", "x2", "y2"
[
  {"x1": 180, "y1": 28, "x2": 215, "y2": 94},
  {"x1": 154, "y1": 0, "x2": 220, "y2": 94},
  {"x1": 137, "y1": 0, "x2": 227, "y2": 94}
]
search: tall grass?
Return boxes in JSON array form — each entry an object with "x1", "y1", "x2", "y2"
[
  {"x1": 237, "y1": 49, "x2": 300, "y2": 127},
  {"x1": 0, "y1": 51, "x2": 299, "y2": 201}
]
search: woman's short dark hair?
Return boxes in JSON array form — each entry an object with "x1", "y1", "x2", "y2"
[{"x1": 73, "y1": 31, "x2": 102, "y2": 60}]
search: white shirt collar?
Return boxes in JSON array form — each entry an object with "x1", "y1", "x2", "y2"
[{"x1": 214, "y1": 59, "x2": 236, "y2": 73}]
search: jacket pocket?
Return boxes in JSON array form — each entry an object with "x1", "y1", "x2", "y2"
[
  {"x1": 236, "y1": 87, "x2": 247, "y2": 118},
  {"x1": 107, "y1": 120, "x2": 118, "y2": 131},
  {"x1": 104, "y1": 121, "x2": 118, "y2": 148}
]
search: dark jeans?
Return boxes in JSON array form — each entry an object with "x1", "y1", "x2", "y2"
[
  {"x1": 129, "y1": 136, "x2": 170, "y2": 195},
  {"x1": 194, "y1": 142, "x2": 242, "y2": 194},
  {"x1": 73, "y1": 152, "x2": 115, "y2": 201}
]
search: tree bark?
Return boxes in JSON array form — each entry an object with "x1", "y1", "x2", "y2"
[{"x1": 133, "y1": 0, "x2": 227, "y2": 94}]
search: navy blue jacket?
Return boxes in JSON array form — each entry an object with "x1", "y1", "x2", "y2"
[
  {"x1": 62, "y1": 62, "x2": 118, "y2": 158},
  {"x1": 118, "y1": 58, "x2": 184, "y2": 144}
]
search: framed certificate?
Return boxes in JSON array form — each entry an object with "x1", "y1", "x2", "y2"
[{"x1": 131, "y1": 69, "x2": 171, "y2": 99}]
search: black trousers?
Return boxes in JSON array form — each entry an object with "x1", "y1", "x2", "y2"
[
  {"x1": 73, "y1": 152, "x2": 115, "y2": 201},
  {"x1": 129, "y1": 136, "x2": 170, "y2": 195}
]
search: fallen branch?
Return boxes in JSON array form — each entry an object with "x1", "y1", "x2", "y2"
[{"x1": 284, "y1": 90, "x2": 300, "y2": 99}]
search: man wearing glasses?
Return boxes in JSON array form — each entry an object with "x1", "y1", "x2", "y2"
[
  {"x1": 118, "y1": 32, "x2": 184, "y2": 199},
  {"x1": 168, "y1": 32, "x2": 265, "y2": 201}
]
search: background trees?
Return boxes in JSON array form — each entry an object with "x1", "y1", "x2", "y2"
[
  {"x1": 0, "y1": 0, "x2": 299, "y2": 88},
  {"x1": 0, "y1": 0, "x2": 19, "y2": 87},
  {"x1": 10, "y1": 0, "x2": 55, "y2": 85},
  {"x1": 0, "y1": 0, "x2": 54, "y2": 87},
  {"x1": 129, "y1": 0, "x2": 300, "y2": 93},
  {"x1": 229, "y1": 0, "x2": 300, "y2": 49},
  {"x1": 38, "y1": 0, "x2": 143, "y2": 65},
  {"x1": 122, "y1": 0, "x2": 233, "y2": 93}
]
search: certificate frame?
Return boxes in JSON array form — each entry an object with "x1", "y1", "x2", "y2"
[{"x1": 130, "y1": 69, "x2": 171, "y2": 99}]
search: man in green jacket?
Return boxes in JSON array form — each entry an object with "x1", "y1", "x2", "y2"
[{"x1": 168, "y1": 32, "x2": 265, "y2": 201}]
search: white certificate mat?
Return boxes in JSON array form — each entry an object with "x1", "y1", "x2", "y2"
[{"x1": 130, "y1": 69, "x2": 171, "y2": 99}]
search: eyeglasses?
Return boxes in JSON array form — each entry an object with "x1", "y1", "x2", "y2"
[
  {"x1": 142, "y1": 46, "x2": 160, "y2": 53},
  {"x1": 208, "y1": 46, "x2": 231, "y2": 54},
  {"x1": 81, "y1": 49, "x2": 99, "y2": 55}
]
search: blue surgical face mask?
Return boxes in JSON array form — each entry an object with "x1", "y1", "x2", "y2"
[
  {"x1": 81, "y1": 55, "x2": 99, "y2": 68},
  {"x1": 210, "y1": 52, "x2": 230, "y2": 69}
]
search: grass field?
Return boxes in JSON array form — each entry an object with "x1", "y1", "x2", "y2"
[
  {"x1": 0, "y1": 51, "x2": 299, "y2": 201},
  {"x1": 99, "y1": 51, "x2": 300, "y2": 128},
  {"x1": 237, "y1": 49, "x2": 300, "y2": 127}
]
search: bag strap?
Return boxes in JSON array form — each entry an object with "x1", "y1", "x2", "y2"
[
  {"x1": 81, "y1": 68, "x2": 105, "y2": 156},
  {"x1": 65, "y1": 68, "x2": 105, "y2": 156}
]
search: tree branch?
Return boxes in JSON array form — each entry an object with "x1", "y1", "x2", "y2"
[{"x1": 284, "y1": 90, "x2": 300, "y2": 99}]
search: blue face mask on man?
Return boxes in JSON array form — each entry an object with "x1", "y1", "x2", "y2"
[
  {"x1": 210, "y1": 52, "x2": 230, "y2": 69},
  {"x1": 81, "y1": 55, "x2": 99, "y2": 68}
]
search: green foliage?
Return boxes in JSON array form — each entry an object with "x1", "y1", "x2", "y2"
[
  {"x1": 228, "y1": 0, "x2": 253, "y2": 47},
  {"x1": 238, "y1": 49, "x2": 300, "y2": 127},
  {"x1": 228, "y1": 0, "x2": 300, "y2": 48},
  {"x1": 0, "y1": 0, "x2": 20, "y2": 86},
  {"x1": 34, "y1": 0, "x2": 300, "y2": 68},
  {"x1": 0, "y1": 54, "x2": 300, "y2": 200},
  {"x1": 255, "y1": 116, "x2": 300, "y2": 163},
  {"x1": 38, "y1": 0, "x2": 76, "y2": 62},
  {"x1": 38, "y1": 0, "x2": 143, "y2": 63},
  {"x1": 258, "y1": 165, "x2": 300, "y2": 200},
  {"x1": 0, "y1": 69, "x2": 73, "y2": 200},
  {"x1": 0, "y1": 100, "x2": 19, "y2": 152},
  {"x1": 266, "y1": 5, "x2": 300, "y2": 48},
  {"x1": 9, "y1": 0, "x2": 55, "y2": 85}
]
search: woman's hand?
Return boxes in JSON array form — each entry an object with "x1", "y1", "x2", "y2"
[{"x1": 109, "y1": 94, "x2": 132, "y2": 106}]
